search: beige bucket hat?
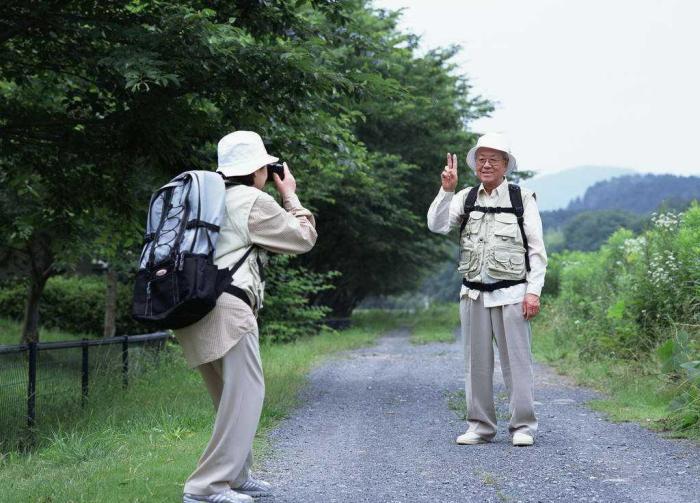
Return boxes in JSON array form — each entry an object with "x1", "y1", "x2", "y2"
[
  {"x1": 466, "y1": 132, "x2": 518, "y2": 175},
  {"x1": 216, "y1": 131, "x2": 279, "y2": 177}
]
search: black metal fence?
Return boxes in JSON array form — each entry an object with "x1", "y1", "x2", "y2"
[
  {"x1": 321, "y1": 318, "x2": 352, "y2": 330},
  {"x1": 0, "y1": 332, "x2": 171, "y2": 449}
]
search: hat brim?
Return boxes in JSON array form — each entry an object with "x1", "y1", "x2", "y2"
[
  {"x1": 466, "y1": 146, "x2": 517, "y2": 176},
  {"x1": 217, "y1": 154, "x2": 279, "y2": 177}
]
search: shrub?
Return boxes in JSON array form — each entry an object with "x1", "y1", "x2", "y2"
[
  {"x1": 554, "y1": 205, "x2": 700, "y2": 359},
  {"x1": 544, "y1": 202, "x2": 700, "y2": 434},
  {"x1": 259, "y1": 255, "x2": 336, "y2": 343},
  {"x1": 656, "y1": 327, "x2": 700, "y2": 433},
  {"x1": 0, "y1": 255, "x2": 338, "y2": 342},
  {"x1": 0, "y1": 275, "x2": 147, "y2": 337}
]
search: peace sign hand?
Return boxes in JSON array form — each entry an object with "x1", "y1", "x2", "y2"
[{"x1": 441, "y1": 152, "x2": 458, "y2": 192}]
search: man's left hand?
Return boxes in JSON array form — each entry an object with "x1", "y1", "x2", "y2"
[{"x1": 522, "y1": 293, "x2": 540, "y2": 320}]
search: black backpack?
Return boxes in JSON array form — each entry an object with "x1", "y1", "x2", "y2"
[{"x1": 132, "y1": 171, "x2": 248, "y2": 330}]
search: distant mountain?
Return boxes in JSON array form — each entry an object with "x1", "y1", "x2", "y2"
[
  {"x1": 525, "y1": 166, "x2": 636, "y2": 211},
  {"x1": 568, "y1": 174, "x2": 700, "y2": 213},
  {"x1": 541, "y1": 173, "x2": 700, "y2": 231}
]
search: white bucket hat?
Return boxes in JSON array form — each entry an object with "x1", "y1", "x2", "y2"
[
  {"x1": 466, "y1": 132, "x2": 518, "y2": 175},
  {"x1": 216, "y1": 130, "x2": 279, "y2": 177}
]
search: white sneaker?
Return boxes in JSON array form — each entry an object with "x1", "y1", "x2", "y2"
[
  {"x1": 183, "y1": 489, "x2": 253, "y2": 503},
  {"x1": 233, "y1": 476, "x2": 273, "y2": 498},
  {"x1": 512, "y1": 431, "x2": 534, "y2": 446},
  {"x1": 456, "y1": 431, "x2": 489, "y2": 445}
]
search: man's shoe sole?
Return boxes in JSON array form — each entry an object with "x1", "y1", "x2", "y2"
[
  {"x1": 512, "y1": 436, "x2": 534, "y2": 447},
  {"x1": 456, "y1": 436, "x2": 489, "y2": 445},
  {"x1": 183, "y1": 493, "x2": 253, "y2": 503},
  {"x1": 235, "y1": 490, "x2": 273, "y2": 498}
]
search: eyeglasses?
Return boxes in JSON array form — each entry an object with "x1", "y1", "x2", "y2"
[{"x1": 476, "y1": 157, "x2": 506, "y2": 166}]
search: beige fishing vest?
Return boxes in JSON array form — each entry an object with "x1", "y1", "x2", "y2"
[
  {"x1": 458, "y1": 186, "x2": 534, "y2": 283},
  {"x1": 214, "y1": 185, "x2": 268, "y2": 311}
]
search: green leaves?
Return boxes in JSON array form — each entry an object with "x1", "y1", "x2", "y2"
[
  {"x1": 101, "y1": 52, "x2": 183, "y2": 93},
  {"x1": 606, "y1": 299, "x2": 626, "y2": 321},
  {"x1": 549, "y1": 204, "x2": 700, "y2": 434},
  {"x1": 680, "y1": 360, "x2": 700, "y2": 382},
  {"x1": 0, "y1": 0, "x2": 492, "y2": 335}
]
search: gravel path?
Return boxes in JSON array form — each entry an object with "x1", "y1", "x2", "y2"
[{"x1": 260, "y1": 329, "x2": 700, "y2": 503}]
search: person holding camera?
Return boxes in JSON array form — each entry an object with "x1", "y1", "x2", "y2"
[{"x1": 175, "y1": 131, "x2": 317, "y2": 503}]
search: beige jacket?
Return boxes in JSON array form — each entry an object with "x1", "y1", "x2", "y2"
[{"x1": 175, "y1": 186, "x2": 317, "y2": 368}]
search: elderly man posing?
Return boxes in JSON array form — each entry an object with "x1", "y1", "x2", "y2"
[{"x1": 427, "y1": 133, "x2": 547, "y2": 447}]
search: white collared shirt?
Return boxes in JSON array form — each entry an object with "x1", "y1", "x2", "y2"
[{"x1": 426, "y1": 178, "x2": 547, "y2": 307}]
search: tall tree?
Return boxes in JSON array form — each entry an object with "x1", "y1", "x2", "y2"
[
  {"x1": 1, "y1": 0, "x2": 493, "y2": 337},
  {"x1": 301, "y1": 5, "x2": 493, "y2": 314}
]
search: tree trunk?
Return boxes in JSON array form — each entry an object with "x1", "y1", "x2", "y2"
[
  {"x1": 317, "y1": 288, "x2": 361, "y2": 318},
  {"x1": 103, "y1": 268, "x2": 118, "y2": 338},
  {"x1": 21, "y1": 277, "x2": 46, "y2": 344},
  {"x1": 20, "y1": 233, "x2": 54, "y2": 344}
]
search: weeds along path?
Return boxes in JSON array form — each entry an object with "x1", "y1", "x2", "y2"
[{"x1": 260, "y1": 329, "x2": 700, "y2": 503}]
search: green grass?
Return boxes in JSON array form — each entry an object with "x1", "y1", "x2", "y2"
[
  {"x1": 0, "y1": 317, "x2": 92, "y2": 345},
  {"x1": 406, "y1": 303, "x2": 460, "y2": 345},
  {"x1": 444, "y1": 389, "x2": 467, "y2": 421},
  {"x1": 0, "y1": 312, "x2": 397, "y2": 502},
  {"x1": 532, "y1": 300, "x2": 699, "y2": 440}
]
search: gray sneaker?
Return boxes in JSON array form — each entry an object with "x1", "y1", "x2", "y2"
[
  {"x1": 232, "y1": 477, "x2": 273, "y2": 498},
  {"x1": 183, "y1": 489, "x2": 253, "y2": 503}
]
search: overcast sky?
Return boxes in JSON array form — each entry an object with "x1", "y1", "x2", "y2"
[{"x1": 372, "y1": 0, "x2": 700, "y2": 177}]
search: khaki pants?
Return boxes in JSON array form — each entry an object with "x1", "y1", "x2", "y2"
[
  {"x1": 460, "y1": 295, "x2": 537, "y2": 439},
  {"x1": 184, "y1": 330, "x2": 265, "y2": 495}
]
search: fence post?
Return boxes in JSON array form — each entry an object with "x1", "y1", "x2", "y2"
[
  {"x1": 81, "y1": 339, "x2": 89, "y2": 406},
  {"x1": 27, "y1": 342, "x2": 37, "y2": 429},
  {"x1": 122, "y1": 335, "x2": 129, "y2": 389}
]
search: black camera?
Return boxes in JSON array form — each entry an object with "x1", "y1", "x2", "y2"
[{"x1": 267, "y1": 162, "x2": 285, "y2": 182}]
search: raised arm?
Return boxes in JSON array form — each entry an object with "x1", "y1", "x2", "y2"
[
  {"x1": 427, "y1": 152, "x2": 466, "y2": 234},
  {"x1": 249, "y1": 163, "x2": 317, "y2": 254}
]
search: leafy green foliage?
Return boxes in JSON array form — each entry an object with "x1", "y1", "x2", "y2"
[
  {"x1": 0, "y1": 259, "x2": 338, "y2": 342},
  {"x1": 259, "y1": 255, "x2": 337, "y2": 343},
  {"x1": 0, "y1": 0, "x2": 491, "y2": 339},
  {"x1": 543, "y1": 203, "x2": 700, "y2": 434},
  {"x1": 560, "y1": 210, "x2": 645, "y2": 252},
  {"x1": 539, "y1": 174, "x2": 700, "y2": 251},
  {"x1": 0, "y1": 275, "x2": 146, "y2": 336}
]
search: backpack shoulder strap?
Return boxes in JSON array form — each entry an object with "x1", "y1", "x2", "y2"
[
  {"x1": 508, "y1": 184, "x2": 531, "y2": 272},
  {"x1": 459, "y1": 186, "x2": 480, "y2": 234},
  {"x1": 508, "y1": 183, "x2": 524, "y2": 217},
  {"x1": 231, "y1": 245, "x2": 255, "y2": 275},
  {"x1": 215, "y1": 245, "x2": 256, "y2": 295}
]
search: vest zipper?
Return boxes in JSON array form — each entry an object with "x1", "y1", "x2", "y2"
[{"x1": 480, "y1": 214, "x2": 490, "y2": 274}]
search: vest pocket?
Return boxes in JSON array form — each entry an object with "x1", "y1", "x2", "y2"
[
  {"x1": 458, "y1": 243, "x2": 480, "y2": 278},
  {"x1": 487, "y1": 247, "x2": 526, "y2": 280},
  {"x1": 466, "y1": 211, "x2": 484, "y2": 236},
  {"x1": 493, "y1": 213, "x2": 519, "y2": 243}
]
